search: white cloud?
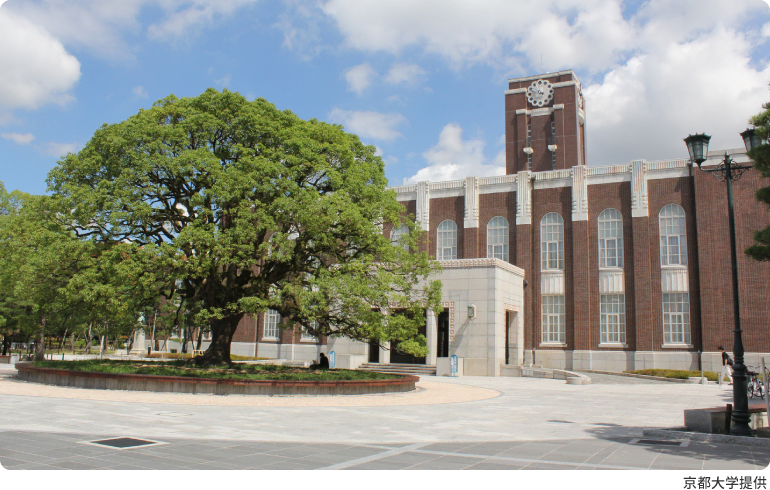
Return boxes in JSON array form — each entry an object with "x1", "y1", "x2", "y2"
[
  {"x1": 132, "y1": 86, "x2": 148, "y2": 98},
  {"x1": 344, "y1": 63, "x2": 377, "y2": 94},
  {"x1": 215, "y1": 75, "x2": 232, "y2": 87},
  {"x1": 1, "y1": 132, "x2": 35, "y2": 145},
  {"x1": 328, "y1": 108, "x2": 405, "y2": 141},
  {"x1": 384, "y1": 63, "x2": 426, "y2": 85},
  {"x1": 5, "y1": 0, "x2": 259, "y2": 59},
  {"x1": 39, "y1": 141, "x2": 80, "y2": 157},
  {"x1": 405, "y1": 124, "x2": 504, "y2": 183},
  {"x1": 0, "y1": 7, "x2": 80, "y2": 119},
  {"x1": 584, "y1": 26, "x2": 770, "y2": 166}
]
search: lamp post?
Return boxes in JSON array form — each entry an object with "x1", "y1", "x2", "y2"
[{"x1": 684, "y1": 130, "x2": 761, "y2": 438}]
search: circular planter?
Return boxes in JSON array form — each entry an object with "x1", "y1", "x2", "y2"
[{"x1": 14, "y1": 363, "x2": 417, "y2": 396}]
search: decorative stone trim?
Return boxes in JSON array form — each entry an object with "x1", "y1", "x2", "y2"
[
  {"x1": 571, "y1": 165, "x2": 588, "y2": 221},
  {"x1": 541, "y1": 270, "x2": 565, "y2": 295},
  {"x1": 631, "y1": 159, "x2": 649, "y2": 217},
  {"x1": 416, "y1": 181, "x2": 430, "y2": 231},
  {"x1": 533, "y1": 169, "x2": 572, "y2": 189},
  {"x1": 505, "y1": 88, "x2": 527, "y2": 95},
  {"x1": 661, "y1": 268, "x2": 689, "y2": 293},
  {"x1": 437, "y1": 258, "x2": 525, "y2": 276},
  {"x1": 516, "y1": 170, "x2": 532, "y2": 225},
  {"x1": 661, "y1": 344, "x2": 694, "y2": 349},
  {"x1": 598, "y1": 270, "x2": 625, "y2": 294},
  {"x1": 464, "y1": 176, "x2": 479, "y2": 228},
  {"x1": 598, "y1": 343, "x2": 628, "y2": 348}
]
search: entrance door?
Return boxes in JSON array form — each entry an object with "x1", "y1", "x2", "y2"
[
  {"x1": 389, "y1": 309, "x2": 427, "y2": 364},
  {"x1": 437, "y1": 311, "x2": 449, "y2": 358},
  {"x1": 368, "y1": 338, "x2": 380, "y2": 363},
  {"x1": 505, "y1": 311, "x2": 510, "y2": 365}
]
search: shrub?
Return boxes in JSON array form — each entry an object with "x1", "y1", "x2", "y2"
[{"x1": 626, "y1": 369, "x2": 719, "y2": 382}]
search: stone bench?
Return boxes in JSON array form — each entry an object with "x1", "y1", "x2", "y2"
[
  {"x1": 684, "y1": 404, "x2": 769, "y2": 434},
  {"x1": 500, "y1": 365, "x2": 591, "y2": 385}
]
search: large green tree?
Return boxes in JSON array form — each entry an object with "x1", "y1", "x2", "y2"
[
  {"x1": 746, "y1": 103, "x2": 770, "y2": 261},
  {"x1": 48, "y1": 89, "x2": 441, "y2": 366}
]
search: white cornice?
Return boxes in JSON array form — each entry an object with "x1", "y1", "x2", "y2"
[
  {"x1": 508, "y1": 70, "x2": 578, "y2": 84},
  {"x1": 437, "y1": 258, "x2": 525, "y2": 277}
]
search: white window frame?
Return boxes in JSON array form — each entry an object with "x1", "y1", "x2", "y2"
[
  {"x1": 486, "y1": 216, "x2": 509, "y2": 262},
  {"x1": 600, "y1": 294, "x2": 626, "y2": 345},
  {"x1": 540, "y1": 212, "x2": 564, "y2": 270},
  {"x1": 541, "y1": 295, "x2": 565, "y2": 344},
  {"x1": 301, "y1": 321, "x2": 318, "y2": 342},
  {"x1": 598, "y1": 208, "x2": 624, "y2": 269},
  {"x1": 659, "y1": 204, "x2": 688, "y2": 267},
  {"x1": 263, "y1": 309, "x2": 281, "y2": 340},
  {"x1": 390, "y1": 224, "x2": 409, "y2": 251},
  {"x1": 436, "y1": 220, "x2": 457, "y2": 260},
  {"x1": 663, "y1": 293, "x2": 691, "y2": 345}
]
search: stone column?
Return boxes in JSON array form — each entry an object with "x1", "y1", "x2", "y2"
[
  {"x1": 426, "y1": 309, "x2": 437, "y2": 366},
  {"x1": 380, "y1": 341, "x2": 391, "y2": 364},
  {"x1": 129, "y1": 329, "x2": 146, "y2": 356}
]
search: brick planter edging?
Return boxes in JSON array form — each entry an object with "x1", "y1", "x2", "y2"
[{"x1": 14, "y1": 363, "x2": 418, "y2": 396}]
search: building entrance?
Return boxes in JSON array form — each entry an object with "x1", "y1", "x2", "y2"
[
  {"x1": 437, "y1": 310, "x2": 449, "y2": 358},
  {"x1": 389, "y1": 310, "x2": 427, "y2": 365}
]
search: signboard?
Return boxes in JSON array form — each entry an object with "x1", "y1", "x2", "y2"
[
  {"x1": 329, "y1": 351, "x2": 336, "y2": 369},
  {"x1": 450, "y1": 355, "x2": 458, "y2": 377}
]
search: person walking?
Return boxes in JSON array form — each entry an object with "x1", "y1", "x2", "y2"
[{"x1": 718, "y1": 346, "x2": 734, "y2": 386}]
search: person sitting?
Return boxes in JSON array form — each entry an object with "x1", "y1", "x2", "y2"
[{"x1": 319, "y1": 352, "x2": 329, "y2": 369}]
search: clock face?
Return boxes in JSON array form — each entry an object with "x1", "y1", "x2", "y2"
[{"x1": 527, "y1": 79, "x2": 554, "y2": 107}]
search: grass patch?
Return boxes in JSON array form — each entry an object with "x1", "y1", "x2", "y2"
[
  {"x1": 31, "y1": 359, "x2": 399, "y2": 381},
  {"x1": 626, "y1": 369, "x2": 720, "y2": 382}
]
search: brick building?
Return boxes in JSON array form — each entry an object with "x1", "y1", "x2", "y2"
[{"x1": 183, "y1": 69, "x2": 770, "y2": 375}]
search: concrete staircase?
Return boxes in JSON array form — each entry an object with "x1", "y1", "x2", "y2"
[{"x1": 358, "y1": 363, "x2": 437, "y2": 376}]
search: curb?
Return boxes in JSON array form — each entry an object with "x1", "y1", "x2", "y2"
[
  {"x1": 576, "y1": 370, "x2": 691, "y2": 383},
  {"x1": 642, "y1": 428, "x2": 770, "y2": 447}
]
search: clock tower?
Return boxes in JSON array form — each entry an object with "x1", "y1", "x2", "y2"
[{"x1": 505, "y1": 70, "x2": 586, "y2": 174}]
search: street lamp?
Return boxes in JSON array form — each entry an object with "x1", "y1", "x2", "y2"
[{"x1": 684, "y1": 130, "x2": 758, "y2": 438}]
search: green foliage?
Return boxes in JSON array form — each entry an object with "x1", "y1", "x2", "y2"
[
  {"x1": 47, "y1": 88, "x2": 441, "y2": 361},
  {"x1": 33, "y1": 359, "x2": 399, "y2": 381},
  {"x1": 626, "y1": 369, "x2": 719, "y2": 381},
  {"x1": 746, "y1": 102, "x2": 770, "y2": 261}
]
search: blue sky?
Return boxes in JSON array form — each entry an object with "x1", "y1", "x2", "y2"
[{"x1": 2, "y1": 0, "x2": 770, "y2": 196}]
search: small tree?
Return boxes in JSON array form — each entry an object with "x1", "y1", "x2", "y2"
[
  {"x1": 746, "y1": 103, "x2": 770, "y2": 261},
  {"x1": 49, "y1": 89, "x2": 441, "y2": 366}
]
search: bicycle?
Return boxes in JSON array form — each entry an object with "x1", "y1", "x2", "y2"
[{"x1": 747, "y1": 366, "x2": 765, "y2": 399}]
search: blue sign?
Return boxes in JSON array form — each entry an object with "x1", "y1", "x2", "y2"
[
  {"x1": 450, "y1": 355, "x2": 458, "y2": 377},
  {"x1": 329, "y1": 351, "x2": 336, "y2": 369}
]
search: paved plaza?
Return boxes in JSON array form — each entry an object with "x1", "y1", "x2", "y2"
[{"x1": 0, "y1": 364, "x2": 768, "y2": 471}]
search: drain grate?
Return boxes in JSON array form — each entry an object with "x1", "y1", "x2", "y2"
[
  {"x1": 87, "y1": 437, "x2": 162, "y2": 449},
  {"x1": 629, "y1": 439, "x2": 689, "y2": 447}
]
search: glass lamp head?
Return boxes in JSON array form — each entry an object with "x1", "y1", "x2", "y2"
[
  {"x1": 684, "y1": 133, "x2": 711, "y2": 166},
  {"x1": 740, "y1": 128, "x2": 763, "y2": 152}
]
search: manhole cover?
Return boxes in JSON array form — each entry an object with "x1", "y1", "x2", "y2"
[
  {"x1": 629, "y1": 439, "x2": 689, "y2": 447},
  {"x1": 86, "y1": 437, "x2": 162, "y2": 449}
]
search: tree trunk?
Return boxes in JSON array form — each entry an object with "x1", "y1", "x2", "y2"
[
  {"x1": 34, "y1": 323, "x2": 46, "y2": 361},
  {"x1": 1, "y1": 336, "x2": 9, "y2": 355},
  {"x1": 59, "y1": 329, "x2": 68, "y2": 352},
  {"x1": 84, "y1": 325, "x2": 92, "y2": 354},
  {"x1": 196, "y1": 328, "x2": 203, "y2": 351},
  {"x1": 192, "y1": 314, "x2": 243, "y2": 366},
  {"x1": 70, "y1": 333, "x2": 76, "y2": 351}
]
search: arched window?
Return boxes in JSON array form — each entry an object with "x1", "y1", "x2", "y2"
[
  {"x1": 540, "y1": 212, "x2": 564, "y2": 270},
  {"x1": 598, "y1": 208, "x2": 623, "y2": 268},
  {"x1": 390, "y1": 224, "x2": 409, "y2": 251},
  {"x1": 436, "y1": 220, "x2": 457, "y2": 260},
  {"x1": 659, "y1": 204, "x2": 687, "y2": 266},
  {"x1": 487, "y1": 216, "x2": 509, "y2": 261},
  {"x1": 264, "y1": 309, "x2": 281, "y2": 339}
]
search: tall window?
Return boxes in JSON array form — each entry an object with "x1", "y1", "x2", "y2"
[
  {"x1": 264, "y1": 309, "x2": 281, "y2": 339},
  {"x1": 598, "y1": 208, "x2": 624, "y2": 268},
  {"x1": 663, "y1": 293, "x2": 691, "y2": 344},
  {"x1": 600, "y1": 294, "x2": 626, "y2": 344},
  {"x1": 301, "y1": 321, "x2": 318, "y2": 341},
  {"x1": 541, "y1": 296, "x2": 565, "y2": 343},
  {"x1": 437, "y1": 220, "x2": 457, "y2": 260},
  {"x1": 487, "y1": 216, "x2": 509, "y2": 261},
  {"x1": 390, "y1": 224, "x2": 409, "y2": 251},
  {"x1": 540, "y1": 212, "x2": 564, "y2": 270},
  {"x1": 527, "y1": 124, "x2": 532, "y2": 170},
  {"x1": 659, "y1": 204, "x2": 687, "y2": 266}
]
